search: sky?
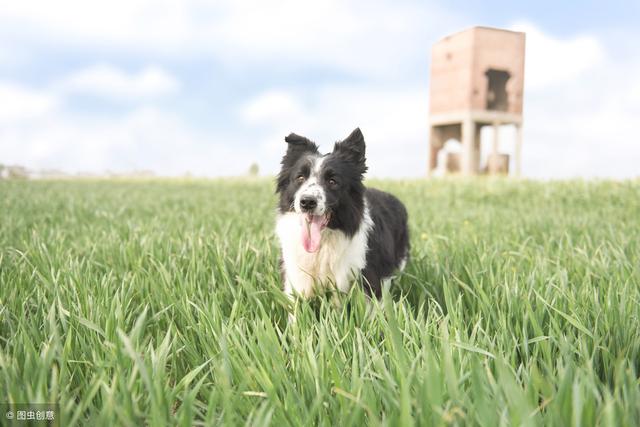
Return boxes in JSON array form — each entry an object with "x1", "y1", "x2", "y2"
[{"x1": 0, "y1": 0, "x2": 639, "y2": 179}]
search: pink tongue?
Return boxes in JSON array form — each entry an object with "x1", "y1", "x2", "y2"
[{"x1": 301, "y1": 215, "x2": 324, "y2": 253}]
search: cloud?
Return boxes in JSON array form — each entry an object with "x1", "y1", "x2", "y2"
[
  {"x1": 0, "y1": 1, "x2": 195, "y2": 50},
  {"x1": 0, "y1": 106, "x2": 256, "y2": 176},
  {"x1": 511, "y1": 22, "x2": 606, "y2": 91},
  {"x1": 0, "y1": 82, "x2": 57, "y2": 123},
  {"x1": 58, "y1": 64, "x2": 180, "y2": 100},
  {"x1": 241, "y1": 91, "x2": 304, "y2": 124},
  {"x1": 513, "y1": 23, "x2": 640, "y2": 178},
  {"x1": 0, "y1": 0, "x2": 455, "y2": 80},
  {"x1": 241, "y1": 84, "x2": 430, "y2": 177},
  {"x1": 0, "y1": 42, "x2": 29, "y2": 68},
  {"x1": 208, "y1": 0, "x2": 455, "y2": 79}
]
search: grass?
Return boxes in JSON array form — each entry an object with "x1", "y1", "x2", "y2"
[{"x1": 1, "y1": 178, "x2": 639, "y2": 426}]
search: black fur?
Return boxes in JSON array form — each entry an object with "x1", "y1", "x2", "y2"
[
  {"x1": 276, "y1": 128, "x2": 410, "y2": 297},
  {"x1": 361, "y1": 188, "x2": 409, "y2": 297},
  {"x1": 276, "y1": 133, "x2": 319, "y2": 213}
]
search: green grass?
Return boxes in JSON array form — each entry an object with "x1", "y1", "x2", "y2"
[{"x1": 1, "y1": 178, "x2": 639, "y2": 426}]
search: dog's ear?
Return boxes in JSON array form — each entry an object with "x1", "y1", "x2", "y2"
[
  {"x1": 333, "y1": 128, "x2": 367, "y2": 175},
  {"x1": 276, "y1": 133, "x2": 319, "y2": 193},
  {"x1": 284, "y1": 133, "x2": 318, "y2": 154},
  {"x1": 282, "y1": 133, "x2": 319, "y2": 165}
]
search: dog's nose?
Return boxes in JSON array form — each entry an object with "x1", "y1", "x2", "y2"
[{"x1": 300, "y1": 196, "x2": 317, "y2": 211}]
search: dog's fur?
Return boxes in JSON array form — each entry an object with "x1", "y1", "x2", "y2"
[{"x1": 275, "y1": 128, "x2": 409, "y2": 299}]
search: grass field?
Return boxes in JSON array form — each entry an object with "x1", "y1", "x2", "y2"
[{"x1": 1, "y1": 179, "x2": 639, "y2": 426}]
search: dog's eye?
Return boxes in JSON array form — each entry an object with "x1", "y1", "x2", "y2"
[
  {"x1": 296, "y1": 174, "x2": 305, "y2": 183},
  {"x1": 328, "y1": 178, "x2": 337, "y2": 186}
]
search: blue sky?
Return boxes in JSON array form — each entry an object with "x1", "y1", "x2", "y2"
[{"x1": 1, "y1": 0, "x2": 638, "y2": 178}]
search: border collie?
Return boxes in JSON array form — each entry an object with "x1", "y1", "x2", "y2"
[{"x1": 275, "y1": 128, "x2": 409, "y2": 300}]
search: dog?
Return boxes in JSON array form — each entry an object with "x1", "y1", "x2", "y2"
[{"x1": 275, "y1": 128, "x2": 409, "y2": 301}]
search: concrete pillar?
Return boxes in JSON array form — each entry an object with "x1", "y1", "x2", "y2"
[
  {"x1": 515, "y1": 123, "x2": 523, "y2": 177},
  {"x1": 490, "y1": 122, "x2": 500, "y2": 175},
  {"x1": 461, "y1": 118, "x2": 475, "y2": 176},
  {"x1": 427, "y1": 127, "x2": 439, "y2": 176},
  {"x1": 473, "y1": 123, "x2": 482, "y2": 173}
]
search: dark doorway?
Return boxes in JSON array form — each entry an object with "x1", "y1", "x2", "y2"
[{"x1": 485, "y1": 69, "x2": 510, "y2": 111}]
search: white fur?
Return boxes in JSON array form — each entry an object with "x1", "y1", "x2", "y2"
[
  {"x1": 276, "y1": 205, "x2": 373, "y2": 298},
  {"x1": 398, "y1": 255, "x2": 407, "y2": 273},
  {"x1": 380, "y1": 256, "x2": 407, "y2": 294},
  {"x1": 293, "y1": 156, "x2": 327, "y2": 215},
  {"x1": 313, "y1": 155, "x2": 326, "y2": 174}
]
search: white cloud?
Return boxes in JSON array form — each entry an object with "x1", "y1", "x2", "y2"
[
  {"x1": 0, "y1": 42, "x2": 29, "y2": 68},
  {"x1": 512, "y1": 23, "x2": 640, "y2": 178},
  {"x1": 241, "y1": 91, "x2": 303, "y2": 124},
  {"x1": 0, "y1": 0, "x2": 454, "y2": 80},
  {"x1": 59, "y1": 64, "x2": 180, "y2": 100},
  {"x1": 0, "y1": 1, "x2": 195, "y2": 50},
  {"x1": 512, "y1": 22, "x2": 606, "y2": 91},
  {"x1": 241, "y1": 84, "x2": 430, "y2": 177},
  {"x1": 0, "y1": 106, "x2": 258, "y2": 176},
  {"x1": 208, "y1": 0, "x2": 454, "y2": 79},
  {"x1": 0, "y1": 82, "x2": 57, "y2": 123}
]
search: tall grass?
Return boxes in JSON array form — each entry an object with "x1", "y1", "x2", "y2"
[{"x1": 1, "y1": 179, "x2": 639, "y2": 426}]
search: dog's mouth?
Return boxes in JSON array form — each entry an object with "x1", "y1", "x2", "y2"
[{"x1": 299, "y1": 212, "x2": 330, "y2": 253}]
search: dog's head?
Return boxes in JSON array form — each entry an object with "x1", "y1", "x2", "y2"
[{"x1": 276, "y1": 128, "x2": 368, "y2": 252}]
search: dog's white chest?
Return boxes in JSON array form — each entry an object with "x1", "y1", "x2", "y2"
[{"x1": 276, "y1": 212, "x2": 372, "y2": 297}]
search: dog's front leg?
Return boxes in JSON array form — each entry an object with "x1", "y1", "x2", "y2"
[{"x1": 283, "y1": 281, "x2": 298, "y2": 324}]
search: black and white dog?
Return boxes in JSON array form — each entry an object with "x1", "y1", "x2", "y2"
[{"x1": 275, "y1": 128, "x2": 409, "y2": 300}]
